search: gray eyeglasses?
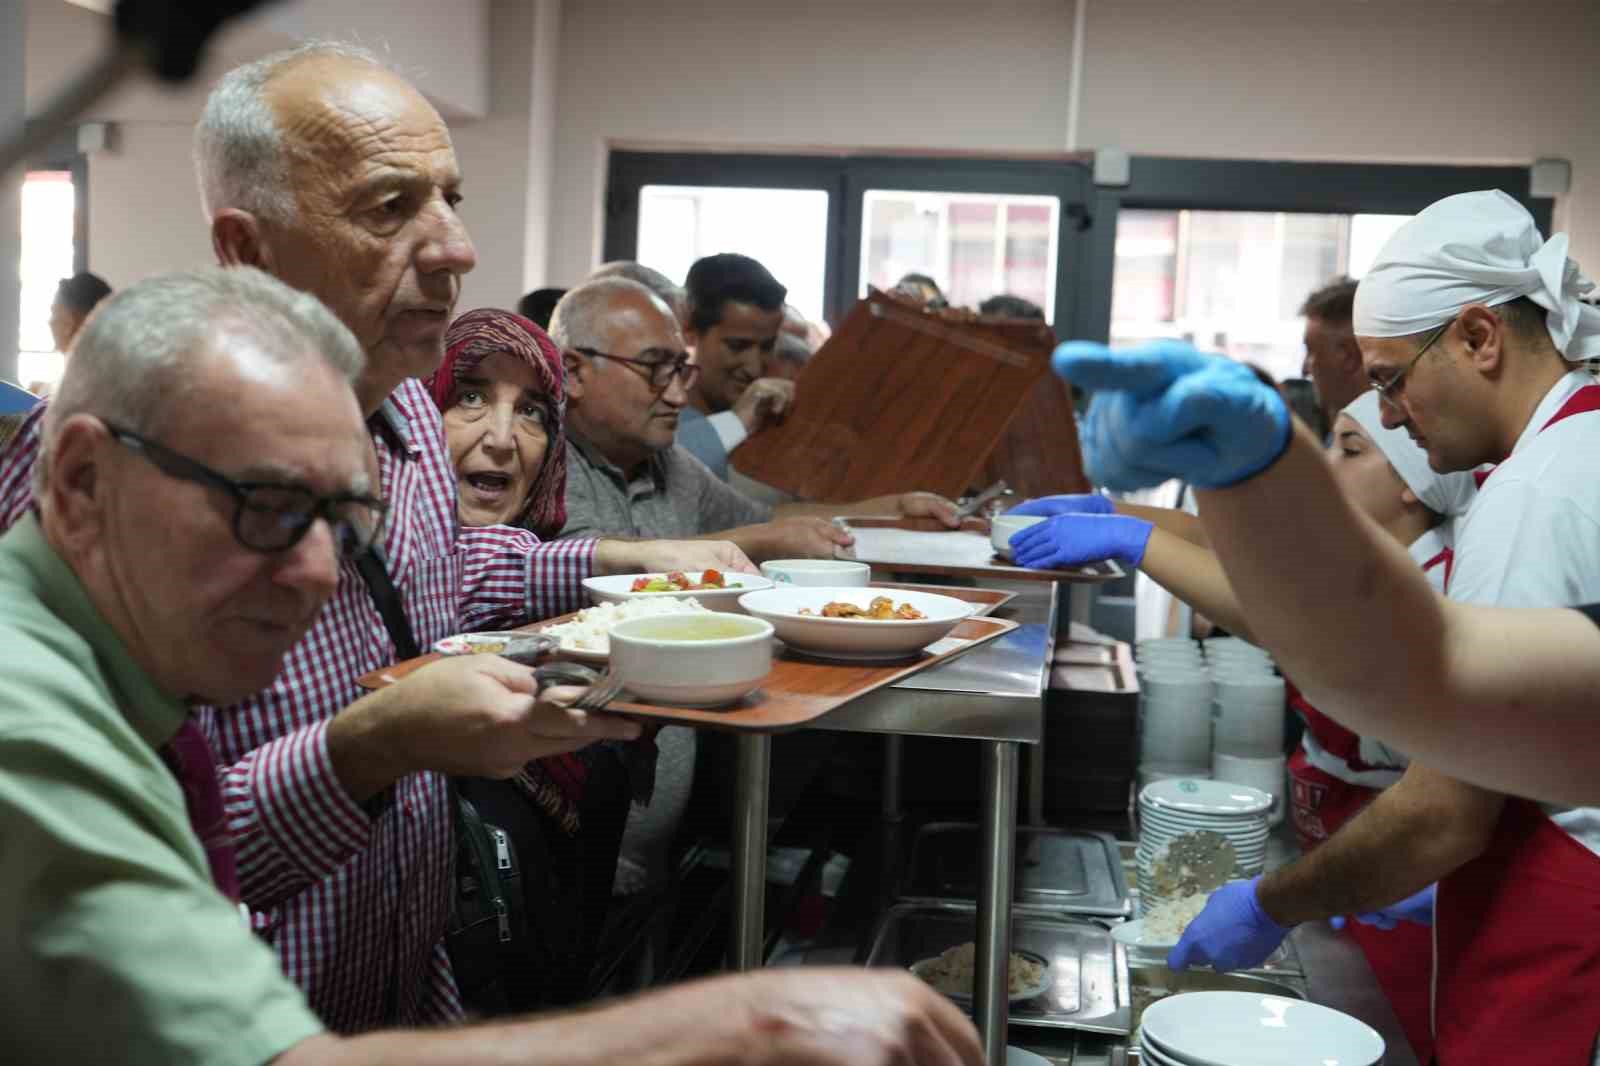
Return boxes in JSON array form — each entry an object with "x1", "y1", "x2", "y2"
[{"x1": 1370, "y1": 315, "x2": 1455, "y2": 405}]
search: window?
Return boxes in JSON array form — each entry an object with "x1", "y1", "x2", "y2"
[
  {"x1": 1110, "y1": 209, "x2": 1409, "y2": 381},
  {"x1": 17, "y1": 169, "x2": 77, "y2": 390},
  {"x1": 859, "y1": 190, "x2": 1060, "y2": 319},
  {"x1": 636, "y1": 185, "x2": 831, "y2": 324}
]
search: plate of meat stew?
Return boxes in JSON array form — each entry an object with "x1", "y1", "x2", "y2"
[{"x1": 736, "y1": 587, "x2": 976, "y2": 661}]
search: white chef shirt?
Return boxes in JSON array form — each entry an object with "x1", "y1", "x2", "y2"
[{"x1": 1448, "y1": 368, "x2": 1600, "y2": 854}]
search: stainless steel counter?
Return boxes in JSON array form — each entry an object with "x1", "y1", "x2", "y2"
[{"x1": 729, "y1": 578, "x2": 1054, "y2": 1066}]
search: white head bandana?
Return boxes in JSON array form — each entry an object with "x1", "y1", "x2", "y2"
[
  {"x1": 1341, "y1": 391, "x2": 1477, "y2": 517},
  {"x1": 1353, "y1": 189, "x2": 1600, "y2": 360}
]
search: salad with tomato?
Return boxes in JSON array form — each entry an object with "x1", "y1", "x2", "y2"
[{"x1": 629, "y1": 569, "x2": 737, "y2": 593}]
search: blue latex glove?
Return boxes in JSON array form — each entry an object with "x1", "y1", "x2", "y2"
[
  {"x1": 1168, "y1": 877, "x2": 1289, "y2": 973},
  {"x1": 1005, "y1": 493, "x2": 1115, "y2": 518},
  {"x1": 1052, "y1": 339, "x2": 1292, "y2": 492},
  {"x1": 1010, "y1": 513, "x2": 1153, "y2": 570},
  {"x1": 1330, "y1": 884, "x2": 1436, "y2": 931}
]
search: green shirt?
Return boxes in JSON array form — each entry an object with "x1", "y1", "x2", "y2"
[{"x1": 0, "y1": 514, "x2": 324, "y2": 1065}]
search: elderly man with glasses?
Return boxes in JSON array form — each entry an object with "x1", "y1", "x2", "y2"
[{"x1": 1163, "y1": 190, "x2": 1600, "y2": 1065}]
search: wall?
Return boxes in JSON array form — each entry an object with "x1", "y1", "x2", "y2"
[
  {"x1": 547, "y1": 0, "x2": 1076, "y2": 286},
  {"x1": 546, "y1": 0, "x2": 1600, "y2": 287},
  {"x1": 24, "y1": 0, "x2": 494, "y2": 292}
]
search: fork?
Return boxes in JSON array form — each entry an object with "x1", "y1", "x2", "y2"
[{"x1": 574, "y1": 668, "x2": 626, "y2": 712}]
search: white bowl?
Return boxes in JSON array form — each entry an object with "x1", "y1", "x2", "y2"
[
  {"x1": 989, "y1": 513, "x2": 1046, "y2": 558},
  {"x1": 738, "y1": 586, "x2": 975, "y2": 661},
  {"x1": 583, "y1": 571, "x2": 772, "y2": 613},
  {"x1": 608, "y1": 613, "x2": 775, "y2": 706},
  {"x1": 759, "y1": 558, "x2": 872, "y2": 587}
]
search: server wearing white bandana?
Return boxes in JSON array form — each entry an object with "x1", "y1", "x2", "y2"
[{"x1": 1169, "y1": 190, "x2": 1600, "y2": 1065}]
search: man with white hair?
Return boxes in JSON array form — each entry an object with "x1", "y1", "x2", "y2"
[
  {"x1": 0, "y1": 265, "x2": 982, "y2": 1066},
  {"x1": 1169, "y1": 190, "x2": 1600, "y2": 1063},
  {"x1": 0, "y1": 42, "x2": 753, "y2": 1030}
]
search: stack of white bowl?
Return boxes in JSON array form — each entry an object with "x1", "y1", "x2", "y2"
[
  {"x1": 1136, "y1": 778, "x2": 1272, "y2": 914},
  {"x1": 1134, "y1": 639, "x2": 1213, "y2": 787},
  {"x1": 1138, "y1": 990, "x2": 1385, "y2": 1065},
  {"x1": 1203, "y1": 638, "x2": 1287, "y2": 825}
]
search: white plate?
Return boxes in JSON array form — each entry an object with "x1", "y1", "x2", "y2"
[
  {"x1": 909, "y1": 948, "x2": 1053, "y2": 1004},
  {"x1": 1142, "y1": 991, "x2": 1385, "y2": 1066},
  {"x1": 1111, "y1": 918, "x2": 1180, "y2": 953},
  {"x1": 583, "y1": 571, "x2": 772, "y2": 612},
  {"x1": 1140, "y1": 778, "x2": 1274, "y2": 816},
  {"x1": 739, "y1": 586, "x2": 975, "y2": 661},
  {"x1": 1136, "y1": 1032, "x2": 1186, "y2": 1066}
]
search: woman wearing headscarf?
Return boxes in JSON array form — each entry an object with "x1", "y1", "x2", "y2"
[{"x1": 426, "y1": 309, "x2": 631, "y2": 1014}]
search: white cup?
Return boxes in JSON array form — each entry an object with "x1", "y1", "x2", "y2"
[
  {"x1": 1213, "y1": 699, "x2": 1286, "y2": 759},
  {"x1": 760, "y1": 559, "x2": 872, "y2": 587},
  {"x1": 1141, "y1": 674, "x2": 1213, "y2": 702},
  {"x1": 1141, "y1": 704, "x2": 1213, "y2": 765},
  {"x1": 1212, "y1": 751, "x2": 1287, "y2": 826},
  {"x1": 990, "y1": 513, "x2": 1046, "y2": 557}
]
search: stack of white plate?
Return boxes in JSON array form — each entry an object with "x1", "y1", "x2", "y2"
[
  {"x1": 1136, "y1": 778, "x2": 1272, "y2": 912},
  {"x1": 1138, "y1": 991, "x2": 1384, "y2": 1065}
]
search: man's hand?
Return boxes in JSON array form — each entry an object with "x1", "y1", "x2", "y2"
[
  {"x1": 721, "y1": 968, "x2": 984, "y2": 1066},
  {"x1": 1007, "y1": 493, "x2": 1115, "y2": 518},
  {"x1": 897, "y1": 491, "x2": 960, "y2": 528},
  {"x1": 596, "y1": 538, "x2": 760, "y2": 575},
  {"x1": 1053, "y1": 339, "x2": 1291, "y2": 491},
  {"x1": 732, "y1": 377, "x2": 796, "y2": 434},
  {"x1": 327, "y1": 656, "x2": 642, "y2": 800},
  {"x1": 757, "y1": 517, "x2": 855, "y2": 561},
  {"x1": 1010, "y1": 513, "x2": 1153, "y2": 570},
  {"x1": 1168, "y1": 877, "x2": 1290, "y2": 973},
  {"x1": 1331, "y1": 884, "x2": 1437, "y2": 931}
]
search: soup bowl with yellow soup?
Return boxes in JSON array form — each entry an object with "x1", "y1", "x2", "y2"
[{"x1": 608, "y1": 613, "x2": 776, "y2": 706}]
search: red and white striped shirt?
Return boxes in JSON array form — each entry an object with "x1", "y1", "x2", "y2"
[{"x1": 0, "y1": 379, "x2": 596, "y2": 1030}]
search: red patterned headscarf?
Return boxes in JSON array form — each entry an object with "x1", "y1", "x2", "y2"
[{"x1": 427, "y1": 309, "x2": 568, "y2": 539}]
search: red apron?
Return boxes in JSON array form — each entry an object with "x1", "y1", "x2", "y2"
[
  {"x1": 1431, "y1": 382, "x2": 1600, "y2": 1064},
  {"x1": 1287, "y1": 682, "x2": 1438, "y2": 1062},
  {"x1": 1433, "y1": 799, "x2": 1600, "y2": 1064}
]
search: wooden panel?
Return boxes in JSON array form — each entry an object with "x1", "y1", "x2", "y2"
[
  {"x1": 356, "y1": 616, "x2": 1019, "y2": 734},
  {"x1": 729, "y1": 290, "x2": 1056, "y2": 501},
  {"x1": 977, "y1": 376, "x2": 1091, "y2": 499}
]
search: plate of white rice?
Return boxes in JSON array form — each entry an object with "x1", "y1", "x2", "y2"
[
  {"x1": 538, "y1": 597, "x2": 712, "y2": 662},
  {"x1": 909, "y1": 942, "x2": 1052, "y2": 1003},
  {"x1": 1113, "y1": 894, "x2": 1208, "y2": 956}
]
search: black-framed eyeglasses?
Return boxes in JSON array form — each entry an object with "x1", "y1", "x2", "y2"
[
  {"x1": 574, "y1": 346, "x2": 701, "y2": 392},
  {"x1": 1371, "y1": 314, "x2": 1455, "y2": 405},
  {"x1": 106, "y1": 424, "x2": 387, "y2": 561}
]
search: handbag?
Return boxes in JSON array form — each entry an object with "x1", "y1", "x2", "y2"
[{"x1": 353, "y1": 546, "x2": 530, "y2": 1011}]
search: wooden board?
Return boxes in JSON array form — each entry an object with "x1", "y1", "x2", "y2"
[
  {"x1": 843, "y1": 516, "x2": 1121, "y2": 584},
  {"x1": 975, "y1": 376, "x2": 1092, "y2": 499},
  {"x1": 729, "y1": 290, "x2": 1057, "y2": 501},
  {"x1": 357, "y1": 616, "x2": 1019, "y2": 733}
]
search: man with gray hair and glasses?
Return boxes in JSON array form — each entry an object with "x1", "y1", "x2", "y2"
[
  {"x1": 0, "y1": 267, "x2": 981, "y2": 1066},
  {"x1": 0, "y1": 41, "x2": 755, "y2": 1029}
]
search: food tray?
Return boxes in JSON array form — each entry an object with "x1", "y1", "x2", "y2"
[
  {"x1": 842, "y1": 516, "x2": 1121, "y2": 584},
  {"x1": 865, "y1": 902, "x2": 1130, "y2": 1035},
  {"x1": 356, "y1": 615, "x2": 1017, "y2": 733},
  {"x1": 903, "y1": 824, "x2": 1131, "y2": 918}
]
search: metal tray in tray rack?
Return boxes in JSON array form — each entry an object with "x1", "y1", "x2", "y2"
[
  {"x1": 865, "y1": 902, "x2": 1131, "y2": 1035},
  {"x1": 903, "y1": 823, "x2": 1132, "y2": 918}
]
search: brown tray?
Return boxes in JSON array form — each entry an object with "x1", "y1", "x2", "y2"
[
  {"x1": 356, "y1": 614, "x2": 1019, "y2": 732},
  {"x1": 870, "y1": 580, "x2": 1017, "y2": 617},
  {"x1": 844, "y1": 516, "x2": 1120, "y2": 584}
]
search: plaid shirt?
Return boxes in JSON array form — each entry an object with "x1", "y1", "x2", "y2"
[{"x1": 0, "y1": 379, "x2": 596, "y2": 1030}]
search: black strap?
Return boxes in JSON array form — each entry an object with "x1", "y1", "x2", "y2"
[{"x1": 356, "y1": 546, "x2": 421, "y2": 660}]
